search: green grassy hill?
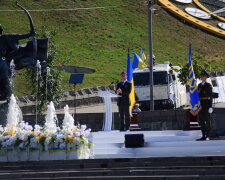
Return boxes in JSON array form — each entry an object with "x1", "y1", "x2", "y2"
[{"x1": 0, "y1": 0, "x2": 225, "y2": 96}]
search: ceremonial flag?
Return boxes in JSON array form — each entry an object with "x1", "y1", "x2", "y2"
[
  {"x1": 127, "y1": 51, "x2": 136, "y2": 114},
  {"x1": 140, "y1": 49, "x2": 147, "y2": 61},
  {"x1": 132, "y1": 53, "x2": 147, "y2": 69},
  {"x1": 188, "y1": 45, "x2": 201, "y2": 116}
]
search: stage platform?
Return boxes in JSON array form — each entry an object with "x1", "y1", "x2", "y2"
[{"x1": 90, "y1": 130, "x2": 225, "y2": 159}]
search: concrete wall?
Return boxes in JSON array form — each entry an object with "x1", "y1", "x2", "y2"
[
  {"x1": 211, "y1": 108, "x2": 225, "y2": 136},
  {"x1": 22, "y1": 109, "x2": 188, "y2": 132},
  {"x1": 21, "y1": 108, "x2": 225, "y2": 134},
  {"x1": 2, "y1": 104, "x2": 224, "y2": 135}
]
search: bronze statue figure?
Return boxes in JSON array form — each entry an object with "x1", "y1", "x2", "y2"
[{"x1": 0, "y1": 2, "x2": 49, "y2": 101}]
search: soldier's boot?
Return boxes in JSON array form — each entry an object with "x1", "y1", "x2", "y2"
[{"x1": 196, "y1": 131, "x2": 206, "y2": 141}]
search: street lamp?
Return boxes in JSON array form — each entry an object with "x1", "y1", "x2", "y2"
[{"x1": 148, "y1": 0, "x2": 155, "y2": 111}]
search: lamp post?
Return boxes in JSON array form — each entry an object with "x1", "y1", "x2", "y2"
[{"x1": 148, "y1": 0, "x2": 154, "y2": 111}]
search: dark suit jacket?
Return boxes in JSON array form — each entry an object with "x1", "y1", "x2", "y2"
[
  {"x1": 198, "y1": 82, "x2": 213, "y2": 110},
  {"x1": 116, "y1": 81, "x2": 132, "y2": 106}
]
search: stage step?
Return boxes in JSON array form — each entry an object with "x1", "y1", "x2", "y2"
[
  {"x1": 190, "y1": 122, "x2": 201, "y2": 130},
  {"x1": 1, "y1": 156, "x2": 225, "y2": 179},
  {"x1": 90, "y1": 130, "x2": 225, "y2": 158},
  {"x1": 130, "y1": 124, "x2": 141, "y2": 131},
  {"x1": 1, "y1": 130, "x2": 225, "y2": 179}
]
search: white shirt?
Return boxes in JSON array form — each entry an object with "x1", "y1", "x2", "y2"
[{"x1": 122, "y1": 80, "x2": 127, "y2": 85}]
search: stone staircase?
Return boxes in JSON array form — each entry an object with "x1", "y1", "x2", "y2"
[
  {"x1": 1, "y1": 130, "x2": 225, "y2": 179},
  {"x1": 1, "y1": 156, "x2": 225, "y2": 179}
]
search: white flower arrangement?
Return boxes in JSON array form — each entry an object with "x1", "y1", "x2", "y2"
[
  {"x1": 0, "y1": 101, "x2": 93, "y2": 160},
  {"x1": 0, "y1": 121, "x2": 92, "y2": 150}
]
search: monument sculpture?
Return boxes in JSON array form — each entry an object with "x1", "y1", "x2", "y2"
[{"x1": 0, "y1": 2, "x2": 49, "y2": 102}]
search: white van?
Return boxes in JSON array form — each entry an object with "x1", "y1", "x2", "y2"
[{"x1": 133, "y1": 62, "x2": 187, "y2": 110}]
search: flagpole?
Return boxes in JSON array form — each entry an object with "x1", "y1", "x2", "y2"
[{"x1": 148, "y1": 0, "x2": 154, "y2": 111}]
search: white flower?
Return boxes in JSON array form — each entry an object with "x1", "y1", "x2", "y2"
[
  {"x1": 81, "y1": 125, "x2": 87, "y2": 131},
  {"x1": 30, "y1": 138, "x2": 38, "y2": 148},
  {"x1": 34, "y1": 125, "x2": 42, "y2": 136},
  {"x1": 19, "y1": 143, "x2": 24, "y2": 148},
  {"x1": 44, "y1": 136, "x2": 52, "y2": 150},
  {"x1": 73, "y1": 137, "x2": 80, "y2": 144},
  {"x1": 0, "y1": 125, "x2": 3, "y2": 133},
  {"x1": 84, "y1": 129, "x2": 91, "y2": 137},
  {"x1": 59, "y1": 143, "x2": 66, "y2": 149},
  {"x1": 0, "y1": 99, "x2": 91, "y2": 157},
  {"x1": 34, "y1": 124, "x2": 41, "y2": 130},
  {"x1": 75, "y1": 131, "x2": 81, "y2": 137}
]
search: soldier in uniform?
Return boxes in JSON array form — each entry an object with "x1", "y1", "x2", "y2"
[{"x1": 197, "y1": 70, "x2": 213, "y2": 141}]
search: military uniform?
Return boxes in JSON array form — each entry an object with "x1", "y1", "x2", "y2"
[{"x1": 198, "y1": 81, "x2": 213, "y2": 139}]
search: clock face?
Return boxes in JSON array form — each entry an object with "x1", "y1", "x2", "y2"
[
  {"x1": 185, "y1": 7, "x2": 211, "y2": 20},
  {"x1": 174, "y1": 0, "x2": 192, "y2": 3},
  {"x1": 218, "y1": 22, "x2": 225, "y2": 30}
]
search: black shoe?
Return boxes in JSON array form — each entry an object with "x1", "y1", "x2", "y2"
[
  {"x1": 125, "y1": 127, "x2": 130, "y2": 131},
  {"x1": 196, "y1": 137, "x2": 206, "y2": 141}
]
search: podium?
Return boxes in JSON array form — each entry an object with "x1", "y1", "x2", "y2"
[
  {"x1": 186, "y1": 111, "x2": 200, "y2": 130},
  {"x1": 130, "y1": 113, "x2": 141, "y2": 131},
  {"x1": 98, "y1": 91, "x2": 120, "y2": 131}
]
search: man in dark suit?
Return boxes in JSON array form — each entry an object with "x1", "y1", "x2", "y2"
[
  {"x1": 197, "y1": 70, "x2": 213, "y2": 141},
  {"x1": 116, "y1": 72, "x2": 132, "y2": 131}
]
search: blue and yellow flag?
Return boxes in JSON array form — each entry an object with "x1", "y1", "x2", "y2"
[
  {"x1": 127, "y1": 51, "x2": 136, "y2": 114},
  {"x1": 140, "y1": 49, "x2": 147, "y2": 61},
  {"x1": 188, "y1": 45, "x2": 201, "y2": 116},
  {"x1": 132, "y1": 53, "x2": 147, "y2": 69}
]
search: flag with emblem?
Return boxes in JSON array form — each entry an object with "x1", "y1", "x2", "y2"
[{"x1": 188, "y1": 45, "x2": 202, "y2": 116}]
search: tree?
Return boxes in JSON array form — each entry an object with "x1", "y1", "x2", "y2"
[
  {"x1": 26, "y1": 30, "x2": 63, "y2": 113},
  {"x1": 171, "y1": 55, "x2": 210, "y2": 85}
]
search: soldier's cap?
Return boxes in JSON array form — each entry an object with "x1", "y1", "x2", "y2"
[{"x1": 200, "y1": 70, "x2": 210, "y2": 78}]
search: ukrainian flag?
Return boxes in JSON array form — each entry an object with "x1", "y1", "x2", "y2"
[
  {"x1": 127, "y1": 51, "x2": 136, "y2": 114},
  {"x1": 140, "y1": 49, "x2": 147, "y2": 61},
  {"x1": 132, "y1": 53, "x2": 147, "y2": 69},
  {"x1": 188, "y1": 45, "x2": 201, "y2": 116}
]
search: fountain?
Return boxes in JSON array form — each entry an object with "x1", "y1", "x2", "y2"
[
  {"x1": 6, "y1": 94, "x2": 22, "y2": 128},
  {"x1": 62, "y1": 105, "x2": 74, "y2": 132},
  {"x1": 35, "y1": 60, "x2": 42, "y2": 124},
  {"x1": 44, "y1": 101, "x2": 58, "y2": 134},
  {"x1": 9, "y1": 60, "x2": 16, "y2": 92},
  {"x1": 46, "y1": 67, "x2": 50, "y2": 103}
]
